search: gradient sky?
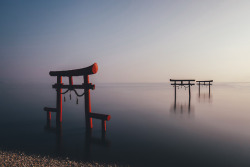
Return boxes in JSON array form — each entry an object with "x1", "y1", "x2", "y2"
[{"x1": 1, "y1": 0, "x2": 250, "y2": 83}]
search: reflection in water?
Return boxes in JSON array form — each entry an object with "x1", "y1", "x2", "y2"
[
  {"x1": 85, "y1": 129, "x2": 111, "y2": 160},
  {"x1": 198, "y1": 92, "x2": 213, "y2": 103},
  {"x1": 44, "y1": 122, "x2": 63, "y2": 152},
  {"x1": 198, "y1": 84, "x2": 213, "y2": 103},
  {"x1": 170, "y1": 88, "x2": 194, "y2": 117},
  {"x1": 3, "y1": 83, "x2": 250, "y2": 166},
  {"x1": 44, "y1": 122, "x2": 110, "y2": 159}
]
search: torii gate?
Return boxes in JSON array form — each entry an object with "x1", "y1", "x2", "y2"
[
  {"x1": 44, "y1": 63, "x2": 111, "y2": 132},
  {"x1": 170, "y1": 79, "x2": 195, "y2": 97},
  {"x1": 170, "y1": 79, "x2": 195, "y2": 114},
  {"x1": 196, "y1": 80, "x2": 213, "y2": 96}
]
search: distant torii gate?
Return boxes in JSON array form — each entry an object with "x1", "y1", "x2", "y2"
[
  {"x1": 44, "y1": 63, "x2": 111, "y2": 132},
  {"x1": 170, "y1": 79, "x2": 195, "y2": 97},
  {"x1": 196, "y1": 80, "x2": 213, "y2": 96}
]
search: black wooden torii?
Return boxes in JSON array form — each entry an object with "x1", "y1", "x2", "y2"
[
  {"x1": 170, "y1": 79, "x2": 195, "y2": 97},
  {"x1": 44, "y1": 63, "x2": 111, "y2": 132},
  {"x1": 196, "y1": 80, "x2": 213, "y2": 96}
]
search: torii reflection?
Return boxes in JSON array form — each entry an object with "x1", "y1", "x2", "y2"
[
  {"x1": 170, "y1": 93, "x2": 195, "y2": 117},
  {"x1": 44, "y1": 122, "x2": 63, "y2": 153},
  {"x1": 44, "y1": 122, "x2": 110, "y2": 159},
  {"x1": 85, "y1": 129, "x2": 111, "y2": 160}
]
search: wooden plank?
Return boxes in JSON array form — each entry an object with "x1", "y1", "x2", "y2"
[
  {"x1": 49, "y1": 63, "x2": 98, "y2": 76},
  {"x1": 52, "y1": 84, "x2": 95, "y2": 90},
  {"x1": 196, "y1": 83, "x2": 212, "y2": 85},
  {"x1": 196, "y1": 80, "x2": 213, "y2": 82},
  {"x1": 44, "y1": 107, "x2": 57, "y2": 112},
  {"x1": 89, "y1": 113, "x2": 111, "y2": 121},
  {"x1": 170, "y1": 79, "x2": 195, "y2": 82},
  {"x1": 171, "y1": 83, "x2": 195, "y2": 85}
]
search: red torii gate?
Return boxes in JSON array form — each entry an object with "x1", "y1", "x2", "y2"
[{"x1": 44, "y1": 63, "x2": 111, "y2": 132}]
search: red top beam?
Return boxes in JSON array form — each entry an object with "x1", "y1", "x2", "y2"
[{"x1": 49, "y1": 63, "x2": 98, "y2": 77}]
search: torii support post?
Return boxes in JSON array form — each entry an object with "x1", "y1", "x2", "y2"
[
  {"x1": 84, "y1": 75, "x2": 92, "y2": 129},
  {"x1": 188, "y1": 81, "x2": 191, "y2": 97},
  {"x1": 198, "y1": 82, "x2": 200, "y2": 97},
  {"x1": 56, "y1": 76, "x2": 62, "y2": 124},
  {"x1": 174, "y1": 81, "x2": 177, "y2": 102},
  {"x1": 188, "y1": 93, "x2": 191, "y2": 113},
  {"x1": 46, "y1": 111, "x2": 51, "y2": 127}
]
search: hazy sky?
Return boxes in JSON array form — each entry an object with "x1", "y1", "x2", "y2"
[{"x1": 1, "y1": 0, "x2": 250, "y2": 83}]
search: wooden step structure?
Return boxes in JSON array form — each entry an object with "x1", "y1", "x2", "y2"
[{"x1": 44, "y1": 63, "x2": 111, "y2": 132}]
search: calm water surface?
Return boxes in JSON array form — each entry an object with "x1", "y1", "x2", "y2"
[{"x1": 1, "y1": 82, "x2": 250, "y2": 166}]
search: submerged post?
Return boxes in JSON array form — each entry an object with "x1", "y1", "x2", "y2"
[
  {"x1": 209, "y1": 82, "x2": 211, "y2": 96},
  {"x1": 46, "y1": 112, "x2": 51, "y2": 128},
  {"x1": 174, "y1": 81, "x2": 177, "y2": 102},
  {"x1": 188, "y1": 81, "x2": 191, "y2": 97},
  {"x1": 47, "y1": 111, "x2": 51, "y2": 121},
  {"x1": 199, "y1": 82, "x2": 200, "y2": 97},
  {"x1": 188, "y1": 93, "x2": 191, "y2": 113},
  {"x1": 84, "y1": 75, "x2": 92, "y2": 129},
  {"x1": 56, "y1": 76, "x2": 62, "y2": 123}
]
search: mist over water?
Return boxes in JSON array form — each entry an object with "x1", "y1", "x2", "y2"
[{"x1": 1, "y1": 82, "x2": 250, "y2": 166}]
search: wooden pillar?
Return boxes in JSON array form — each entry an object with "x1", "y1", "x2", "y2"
[
  {"x1": 209, "y1": 82, "x2": 211, "y2": 97},
  {"x1": 102, "y1": 120, "x2": 106, "y2": 132},
  {"x1": 47, "y1": 111, "x2": 51, "y2": 121},
  {"x1": 56, "y1": 76, "x2": 62, "y2": 124},
  {"x1": 174, "y1": 81, "x2": 177, "y2": 99},
  {"x1": 47, "y1": 111, "x2": 51, "y2": 127},
  {"x1": 84, "y1": 75, "x2": 92, "y2": 129},
  {"x1": 69, "y1": 76, "x2": 73, "y2": 85},
  {"x1": 188, "y1": 93, "x2": 191, "y2": 113},
  {"x1": 199, "y1": 82, "x2": 200, "y2": 97},
  {"x1": 188, "y1": 81, "x2": 191, "y2": 97},
  {"x1": 102, "y1": 122, "x2": 106, "y2": 140},
  {"x1": 173, "y1": 81, "x2": 176, "y2": 111},
  {"x1": 46, "y1": 112, "x2": 51, "y2": 128}
]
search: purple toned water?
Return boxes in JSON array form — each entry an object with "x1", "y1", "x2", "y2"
[{"x1": 1, "y1": 82, "x2": 250, "y2": 166}]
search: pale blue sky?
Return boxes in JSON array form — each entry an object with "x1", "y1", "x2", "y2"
[{"x1": 1, "y1": 0, "x2": 250, "y2": 83}]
